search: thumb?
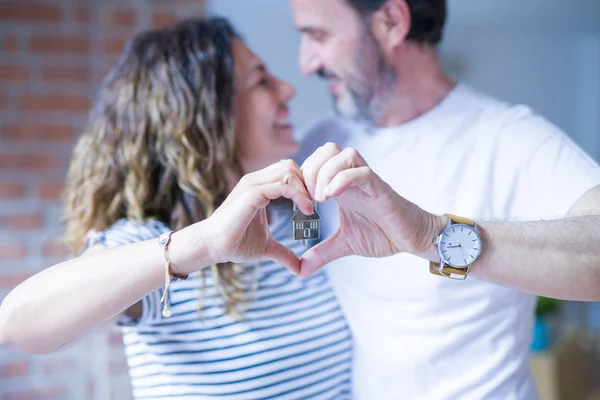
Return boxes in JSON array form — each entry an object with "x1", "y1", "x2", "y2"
[
  {"x1": 299, "y1": 230, "x2": 350, "y2": 278},
  {"x1": 265, "y1": 237, "x2": 301, "y2": 275}
]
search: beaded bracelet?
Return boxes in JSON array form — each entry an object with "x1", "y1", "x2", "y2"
[{"x1": 157, "y1": 231, "x2": 188, "y2": 317}]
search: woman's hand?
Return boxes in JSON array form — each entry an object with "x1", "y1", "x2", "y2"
[{"x1": 172, "y1": 160, "x2": 314, "y2": 275}]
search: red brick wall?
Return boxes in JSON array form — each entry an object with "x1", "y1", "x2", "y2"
[{"x1": 0, "y1": 1, "x2": 205, "y2": 398}]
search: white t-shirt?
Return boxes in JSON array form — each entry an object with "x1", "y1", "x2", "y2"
[{"x1": 297, "y1": 83, "x2": 600, "y2": 400}]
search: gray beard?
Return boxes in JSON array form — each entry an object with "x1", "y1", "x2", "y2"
[
  {"x1": 333, "y1": 66, "x2": 396, "y2": 126},
  {"x1": 331, "y1": 87, "x2": 371, "y2": 122},
  {"x1": 331, "y1": 19, "x2": 397, "y2": 124}
]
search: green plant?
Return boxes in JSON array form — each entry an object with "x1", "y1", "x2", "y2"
[{"x1": 535, "y1": 296, "x2": 561, "y2": 317}]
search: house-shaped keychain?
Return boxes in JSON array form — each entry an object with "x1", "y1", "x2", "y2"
[{"x1": 291, "y1": 201, "x2": 320, "y2": 245}]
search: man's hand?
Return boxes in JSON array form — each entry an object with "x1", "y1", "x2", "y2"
[{"x1": 299, "y1": 143, "x2": 443, "y2": 277}]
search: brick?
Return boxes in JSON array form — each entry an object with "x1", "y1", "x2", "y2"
[
  {"x1": 42, "y1": 66, "x2": 92, "y2": 83},
  {"x1": 103, "y1": 9, "x2": 136, "y2": 27},
  {"x1": 0, "y1": 214, "x2": 44, "y2": 230},
  {"x1": 0, "y1": 182, "x2": 25, "y2": 198},
  {"x1": 0, "y1": 247, "x2": 27, "y2": 262},
  {"x1": 0, "y1": 153, "x2": 60, "y2": 171},
  {"x1": 2, "y1": 124, "x2": 75, "y2": 142},
  {"x1": 102, "y1": 59, "x2": 117, "y2": 76},
  {"x1": 152, "y1": 11, "x2": 180, "y2": 28},
  {"x1": 0, "y1": 64, "x2": 29, "y2": 82},
  {"x1": 43, "y1": 241, "x2": 70, "y2": 258},
  {"x1": 2, "y1": 35, "x2": 18, "y2": 52},
  {"x1": 0, "y1": 361, "x2": 30, "y2": 378},
  {"x1": 37, "y1": 182, "x2": 65, "y2": 201},
  {"x1": 30, "y1": 35, "x2": 90, "y2": 54},
  {"x1": 0, "y1": 270, "x2": 31, "y2": 290},
  {"x1": 0, "y1": 244, "x2": 29, "y2": 262},
  {"x1": 0, "y1": 3, "x2": 63, "y2": 23},
  {"x1": 0, "y1": 94, "x2": 7, "y2": 110},
  {"x1": 3, "y1": 387, "x2": 66, "y2": 400},
  {"x1": 103, "y1": 36, "x2": 129, "y2": 55},
  {"x1": 76, "y1": 7, "x2": 91, "y2": 24},
  {"x1": 20, "y1": 94, "x2": 90, "y2": 112}
]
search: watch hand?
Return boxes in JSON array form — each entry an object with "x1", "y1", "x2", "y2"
[{"x1": 458, "y1": 245, "x2": 467, "y2": 264}]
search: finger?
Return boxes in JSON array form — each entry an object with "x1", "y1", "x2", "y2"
[
  {"x1": 246, "y1": 160, "x2": 312, "y2": 213},
  {"x1": 322, "y1": 166, "x2": 378, "y2": 199},
  {"x1": 241, "y1": 159, "x2": 301, "y2": 187},
  {"x1": 231, "y1": 160, "x2": 312, "y2": 214},
  {"x1": 300, "y1": 142, "x2": 342, "y2": 199},
  {"x1": 315, "y1": 148, "x2": 367, "y2": 201},
  {"x1": 242, "y1": 180, "x2": 312, "y2": 214},
  {"x1": 265, "y1": 237, "x2": 301, "y2": 275},
  {"x1": 299, "y1": 230, "x2": 351, "y2": 278},
  {"x1": 281, "y1": 170, "x2": 314, "y2": 215}
]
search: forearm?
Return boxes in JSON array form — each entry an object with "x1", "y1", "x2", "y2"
[
  {"x1": 474, "y1": 216, "x2": 600, "y2": 300},
  {"x1": 0, "y1": 229, "x2": 207, "y2": 354},
  {"x1": 424, "y1": 215, "x2": 600, "y2": 301}
]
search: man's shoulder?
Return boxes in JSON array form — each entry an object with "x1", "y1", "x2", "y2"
[
  {"x1": 486, "y1": 102, "x2": 566, "y2": 149},
  {"x1": 459, "y1": 84, "x2": 565, "y2": 146},
  {"x1": 459, "y1": 84, "x2": 535, "y2": 124}
]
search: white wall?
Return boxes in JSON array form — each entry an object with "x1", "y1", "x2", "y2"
[{"x1": 446, "y1": 0, "x2": 600, "y2": 31}]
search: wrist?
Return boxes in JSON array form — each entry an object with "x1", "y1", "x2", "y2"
[
  {"x1": 415, "y1": 213, "x2": 448, "y2": 262},
  {"x1": 167, "y1": 223, "x2": 217, "y2": 276}
]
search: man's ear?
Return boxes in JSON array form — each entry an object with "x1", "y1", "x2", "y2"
[{"x1": 370, "y1": 0, "x2": 411, "y2": 56}]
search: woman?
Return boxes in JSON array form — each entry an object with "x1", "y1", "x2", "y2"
[{"x1": 0, "y1": 18, "x2": 352, "y2": 399}]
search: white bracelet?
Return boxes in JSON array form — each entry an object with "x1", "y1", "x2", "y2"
[{"x1": 157, "y1": 231, "x2": 187, "y2": 318}]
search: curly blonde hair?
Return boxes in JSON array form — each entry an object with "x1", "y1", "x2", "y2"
[{"x1": 63, "y1": 18, "x2": 248, "y2": 313}]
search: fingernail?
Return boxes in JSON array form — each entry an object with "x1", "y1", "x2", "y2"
[
  {"x1": 307, "y1": 187, "x2": 315, "y2": 199},
  {"x1": 322, "y1": 184, "x2": 336, "y2": 200}
]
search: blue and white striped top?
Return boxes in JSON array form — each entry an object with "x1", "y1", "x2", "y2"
[{"x1": 87, "y1": 204, "x2": 352, "y2": 399}]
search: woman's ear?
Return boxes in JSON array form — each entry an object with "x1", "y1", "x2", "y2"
[{"x1": 370, "y1": 0, "x2": 411, "y2": 58}]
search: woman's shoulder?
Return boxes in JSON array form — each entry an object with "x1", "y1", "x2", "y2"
[{"x1": 84, "y1": 218, "x2": 171, "y2": 250}]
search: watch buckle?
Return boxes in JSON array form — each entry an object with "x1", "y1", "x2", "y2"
[{"x1": 430, "y1": 261, "x2": 470, "y2": 280}]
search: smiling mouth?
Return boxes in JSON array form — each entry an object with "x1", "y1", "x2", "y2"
[
  {"x1": 274, "y1": 121, "x2": 293, "y2": 130},
  {"x1": 273, "y1": 114, "x2": 293, "y2": 134}
]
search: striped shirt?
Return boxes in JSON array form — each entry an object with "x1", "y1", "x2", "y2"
[{"x1": 86, "y1": 204, "x2": 352, "y2": 399}]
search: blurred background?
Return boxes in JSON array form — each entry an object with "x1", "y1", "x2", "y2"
[{"x1": 0, "y1": 0, "x2": 599, "y2": 399}]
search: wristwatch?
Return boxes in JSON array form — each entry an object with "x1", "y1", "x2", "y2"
[{"x1": 430, "y1": 214, "x2": 482, "y2": 280}]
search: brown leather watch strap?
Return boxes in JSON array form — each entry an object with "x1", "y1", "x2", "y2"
[
  {"x1": 429, "y1": 261, "x2": 471, "y2": 278},
  {"x1": 444, "y1": 213, "x2": 475, "y2": 226}
]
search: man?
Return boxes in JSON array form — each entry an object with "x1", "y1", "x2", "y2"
[{"x1": 289, "y1": 0, "x2": 600, "y2": 398}]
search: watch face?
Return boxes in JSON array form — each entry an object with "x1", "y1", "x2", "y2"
[{"x1": 438, "y1": 224, "x2": 482, "y2": 267}]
